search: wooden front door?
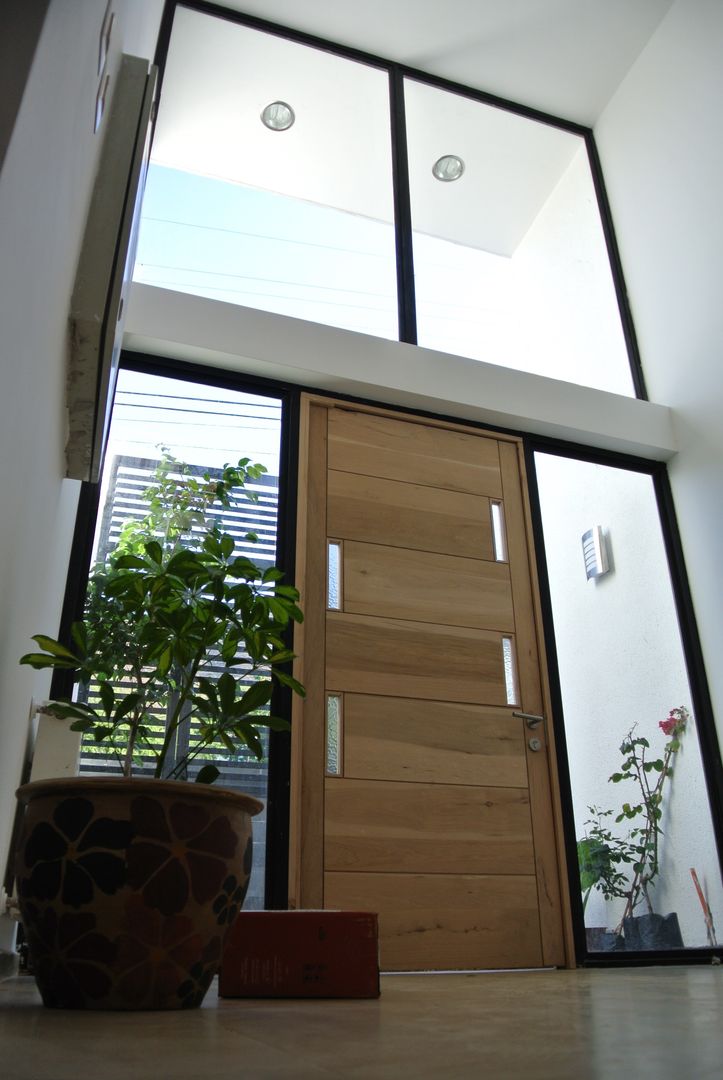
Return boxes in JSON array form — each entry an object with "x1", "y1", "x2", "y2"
[{"x1": 290, "y1": 398, "x2": 568, "y2": 971}]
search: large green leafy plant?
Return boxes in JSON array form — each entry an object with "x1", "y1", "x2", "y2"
[{"x1": 21, "y1": 453, "x2": 304, "y2": 783}]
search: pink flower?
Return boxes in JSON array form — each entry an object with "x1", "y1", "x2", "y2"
[{"x1": 659, "y1": 706, "x2": 689, "y2": 738}]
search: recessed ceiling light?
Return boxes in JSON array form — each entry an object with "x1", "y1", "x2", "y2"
[
  {"x1": 432, "y1": 154, "x2": 465, "y2": 182},
  {"x1": 261, "y1": 101, "x2": 295, "y2": 131}
]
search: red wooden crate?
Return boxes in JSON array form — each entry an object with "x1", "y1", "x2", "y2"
[{"x1": 219, "y1": 910, "x2": 380, "y2": 998}]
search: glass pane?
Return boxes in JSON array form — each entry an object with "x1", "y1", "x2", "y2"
[
  {"x1": 79, "y1": 368, "x2": 283, "y2": 909},
  {"x1": 502, "y1": 637, "x2": 518, "y2": 706},
  {"x1": 135, "y1": 8, "x2": 397, "y2": 340},
  {"x1": 326, "y1": 694, "x2": 342, "y2": 776},
  {"x1": 327, "y1": 541, "x2": 341, "y2": 610},
  {"x1": 535, "y1": 453, "x2": 722, "y2": 951},
  {"x1": 491, "y1": 501, "x2": 507, "y2": 562},
  {"x1": 405, "y1": 78, "x2": 634, "y2": 395}
]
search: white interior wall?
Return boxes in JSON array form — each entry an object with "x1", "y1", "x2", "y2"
[
  {"x1": 594, "y1": 0, "x2": 723, "y2": 750},
  {"x1": 535, "y1": 455, "x2": 722, "y2": 942},
  {"x1": 0, "y1": 0, "x2": 162, "y2": 948}
]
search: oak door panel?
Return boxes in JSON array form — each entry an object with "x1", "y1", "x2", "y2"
[
  {"x1": 328, "y1": 409, "x2": 503, "y2": 497},
  {"x1": 293, "y1": 397, "x2": 568, "y2": 970},
  {"x1": 342, "y1": 695, "x2": 528, "y2": 787},
  {"x1": 327, "y1": 470, "x2": 495, "y2": 559},
  {"x1": 342, "y1": 540, "x2": 514, "y2": 630},
  {"x1": 326, "y1": 612, "x2": 510, "y2": 704},
  {"x1": 324, "y1": 778, "x2": 535, "y2": 875},
  {"x1": 324, "y1": 871, "x2": 544, "y2": 970}
]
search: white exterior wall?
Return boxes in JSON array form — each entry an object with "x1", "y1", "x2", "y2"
[
  {"x1": 507, "y1": 146, "x2": 632, "y2": 395},
  {"x1": 595, "y1": 0, "x2": 723, "y2": 751},
  {"x1": 0, "y1": 0, "x2": 162, "y2": 948}
]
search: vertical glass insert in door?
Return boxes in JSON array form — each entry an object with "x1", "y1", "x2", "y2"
[
  {"x1": 534, "y1": 452, "x2": 722, "y2": 952},
  {"x1": 79, "y1": 367, "x2": 283, "y2": 909}
]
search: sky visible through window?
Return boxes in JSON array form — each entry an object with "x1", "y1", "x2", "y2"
[{"x1": 134, "y1": 165, "x2": 398, "y2": 339}]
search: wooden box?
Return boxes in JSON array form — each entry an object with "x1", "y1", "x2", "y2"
[{"x1": 219, "y1": 910, "x2": 380, "y2": 998}]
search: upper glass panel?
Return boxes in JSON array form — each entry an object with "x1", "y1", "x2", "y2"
[
  {"x1": 134, "y1": 9, "x2": 397, "y2": 339},
  {"x1": 405, "y1": 79, "x2": 634, "y2": 395}
]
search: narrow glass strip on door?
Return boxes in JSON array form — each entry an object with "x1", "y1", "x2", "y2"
[
  {"x1": 328, "y1": 540, "x2": 342, "y2": 610},
  {"x1": 502, "y1": 636, "x2": 519, "y2": 706},
  {"x1": 326, "y1": 693, "x2": 343, "y2": 776}
]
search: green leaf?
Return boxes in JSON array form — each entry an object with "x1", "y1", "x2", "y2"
[
  {"x1": 157, "y1": 645, "x2": 173, "y2": 679},
  {"x1": 238, "y1": 680, "x2": 273, "y2": 715},
  {"x1": 30, "y1": 635, "x2": 79, "y2": 661},
  {"x1": 273, "y1": 670, "x2": 306, "y2": 697},
  {"x1": 144, "y1": 540, "x2": 163, "y2": 565},
  {"x1": 98, "y1": 681, "x2": 115, "y2": 718},
  {"x1": 218, "y1": 672, "x2": 236, "y2": 714},
  {"x1": 195, "y1": 764, "x2": 220, "y2": 785},
  {"x1": 19, "y1": 653, "x2": 77, "y2": 670},
  {"x1": 263, "y1": 715, "x2": 291, "y2": 732},
  {"x1": 114, "y1": 693, "x2": 141, "y2": 722},
  {"x1": 113, "y1": 554, "x2": 148, "y2": 570},
  {"x1": 69, "y1": 719, "x2": 95, "y2": 732}
]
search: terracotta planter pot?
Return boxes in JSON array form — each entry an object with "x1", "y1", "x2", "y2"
[{"x1": 15, "y1": 777, "x2": 262, "y2": 1010}]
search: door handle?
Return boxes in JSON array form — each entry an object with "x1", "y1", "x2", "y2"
[{"x1": 512, "y1": 711, "x2": 545, "y2": 729}]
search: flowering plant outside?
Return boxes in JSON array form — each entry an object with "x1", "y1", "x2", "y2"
[{"x1": 577, "y1": 706, "x2": 690, "y2": 930}]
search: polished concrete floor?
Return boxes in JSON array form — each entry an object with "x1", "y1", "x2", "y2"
[{"x1": 1, "y1": 966, "x2": 721, "y2": 1079}]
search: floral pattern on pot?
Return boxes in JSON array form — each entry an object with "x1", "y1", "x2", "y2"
[
  {"x1": 126, "y1": 796, "x2": 239, "y2": 916},
  {"x1": 115, "y1": 895, "x2": 204, "y2": 1006},
  {"x1": 15, "y1": 779, "x2": 261, "y2": 1010},
  {"x1": 21, "y1": 797, "x2": 133, "y2": 906},
  {"x1": 20, "y1": 903, "x2": 117, "y2": 1008},
  {"x1": 211, "y1": 856, "x2": 252, "y2": 928}
]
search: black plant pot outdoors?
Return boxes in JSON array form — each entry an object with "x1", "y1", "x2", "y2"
[
  {"x1": 585, "y1": 927, "x2": 624, "y2": 953},
  {"x1": 622, "y1": 912, "x2": 684, "y2": 951}
]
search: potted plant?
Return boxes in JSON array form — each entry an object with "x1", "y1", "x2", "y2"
[
  {"x1": 15, "y1": 453, "x2": 304, "y2": 1009},
  {"x1": 608, "y1": 706, "x2": 689, "y2": 949},
  {"x1": 576, "y1": 806, "x2": 631, "y2": 951}
]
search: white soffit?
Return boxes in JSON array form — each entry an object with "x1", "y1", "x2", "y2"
[
  {"x1": 125, "y1": 283, "x2": 677, "y2": 462},
  {"x1": 208, "y1": 0, "x2": 675, "y2": 126},
  {"x1": 153, "y1": 6, "x2": 590, "y2": 256}
]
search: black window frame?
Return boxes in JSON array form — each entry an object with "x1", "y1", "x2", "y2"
[
  {"x1": 523, "y1": 436, "x2": 723, "y2": 966},
  {"x1": 53, "y1": 351, "x2": 302, "y2": 909},
  {"x1": 152, "y1": 0, "x2": 648, "y2": 399}
]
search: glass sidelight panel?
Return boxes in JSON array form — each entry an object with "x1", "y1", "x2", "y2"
[
  {"x1": 404, "y1": 78, "x2": 633, "y2": 395},
  {"x1": 534, "y1": 453, "x2": 722, "y2": 952},
  {"x1": 78, "y1": 367, "x2": 283, "y2": 909}
]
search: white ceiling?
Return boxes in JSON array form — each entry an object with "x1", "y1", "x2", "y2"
[{"x1": 209, "y1": 0, "x2": 675, "y2": 126}]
